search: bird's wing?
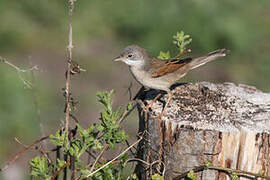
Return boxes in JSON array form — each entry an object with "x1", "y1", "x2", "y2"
[{"x1": 150, "y1": 57, "x2": 192, "y2": 78}]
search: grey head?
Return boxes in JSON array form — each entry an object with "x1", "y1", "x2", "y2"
[{"x1": 114, "y1": 45, "x2": 148, "y2": 68}]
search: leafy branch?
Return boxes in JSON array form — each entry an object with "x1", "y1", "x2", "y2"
[{"x1": 158, "y1": 30, "x2": 192, "y2": 60}]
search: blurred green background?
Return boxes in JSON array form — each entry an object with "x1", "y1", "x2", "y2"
[{"x1": 0, "y1": 0, "x2": 269, "y2": 179}]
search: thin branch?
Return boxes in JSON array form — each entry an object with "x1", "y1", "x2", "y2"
[
  {"x1": 51, "y1": 159, "x2": 70, "y2": 180},
  {"x1": 14, "y1": 137, "x2": 51, "y2": 164},
  {"x1": 87, "y1": 145, "x2": 108, "y2": 171},
  {"x1": 64, "y1": 0, "x2": 75, "y2": 149},
  {"x1": 0, "y1": 136, "x2": 48, "y2": 172},
  {"x1": 118, "y1": 100, "x2": 138, "y2": 124},
  {"x1": 172, "y1": 165, "x2": 270, "y2": 180},
  {"x1": 84, "y1": 135, "x2": 144, "y2": 178},
  {"x1": 124, "y1": 158, "x2": 150, "y2": 167},
  {"x1": 0, "y1": 56, "x2": 38, "y2": 73},
  {"x1": 0, "y1": 56, "x2": 38, "y2": 88}
]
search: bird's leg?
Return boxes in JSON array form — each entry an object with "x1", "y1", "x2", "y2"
[
  {"x1": 142, "y1": 92, "x2": 162, "y2": 114},
  {"x1": 154, "y1": 91, "x2": 172, "y2": 118},
  {"x1": 133, "y1": 86, "x2": 145, "y2": 100},
  {"x1": 163, "y1": 91, "x2": 172, "y2": 114}
]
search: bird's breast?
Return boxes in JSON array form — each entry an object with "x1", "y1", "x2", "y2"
[{"x1": 129, "y1": 67, "x2": 170, "y2": 92}]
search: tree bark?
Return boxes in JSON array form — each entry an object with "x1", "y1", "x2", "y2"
[{"x1": 135, "y1": 82, "x2": 270, "y2": 180}]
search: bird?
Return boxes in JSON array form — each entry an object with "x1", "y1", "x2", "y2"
[{"x1": 114, "y1": 45, "x2": 229, "y2": 117}]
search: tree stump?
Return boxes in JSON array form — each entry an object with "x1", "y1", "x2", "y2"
[{"x1": 135, "y1": 82, "x2": 270, "y2": 180}]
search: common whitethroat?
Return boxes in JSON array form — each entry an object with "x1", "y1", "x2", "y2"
[{"x1": 114, "y1": 45, "x2": 229, "y2": 117}]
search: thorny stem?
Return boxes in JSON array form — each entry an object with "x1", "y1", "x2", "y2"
[{"x1": 64, "y1": 0, "x2": 74, "y2": 150}]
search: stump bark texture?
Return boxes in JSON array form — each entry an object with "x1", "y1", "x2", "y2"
[{"x1": 135, "y1": 82, "x2": 270, "y2": 180}]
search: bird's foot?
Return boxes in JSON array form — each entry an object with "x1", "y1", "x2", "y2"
[
  {"x1": 141, "y1": 93, "x2": 162, "y2": 115},
  {"x1": 153, "y1": 111, "x2": 167, "y2": 119}
]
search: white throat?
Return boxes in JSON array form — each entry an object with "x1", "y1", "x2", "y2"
[{"x1": 124, "y1": 59, "x2": 144, "y2": 68}]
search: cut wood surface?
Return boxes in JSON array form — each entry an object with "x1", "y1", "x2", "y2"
[{"x1": 135, "y1": 82, "x2": 270, "y2": 180}]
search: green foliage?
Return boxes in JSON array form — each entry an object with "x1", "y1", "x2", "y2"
[
  {"x1": 29, "y1": 156, "x2": 52, "y2": 180},
  {"x1": 152, "y1": 173, "x2": 163, "y2": 180},
  {"x1": 128, "y1": 173, "x2": 138, "y2": 180},
  {"x1": 187, "y1": 170, "x2": 196, "y2": 180},
  {"x1": 80, "y1": 154, "x2": 128, "y2": 180},
  {"x1": 30, "y1": 90, "x2": 129, "y2": 179},
  {"x1": 205, "y1": 160, "x2": 213, "y2": 167},
  {"x1": 173, "y1": 31, "x2": 192, "y2": 54},
  {"x1": 56, "y1": 159, "x2": 66, "y2": 170},
  {"x1": 77, "y1": 123, "x2": 103, "y2": 150},
  {"x1": 231, "y1": 172, "x2": 239, "y2": 180},
  {"x1": 158, "y1": 31, "x2": 192, "y2": 60},
  {"x1": 127, "y1": 101, "x2": 134, "y2": 111},
  {"x1": 49, "y1": 130, "x2": 69, "y2": 152},
  {"x1": 97, "y1": 90, "x2": 128, "y2": 148},
  {"x1": 49, "y1": 130, "x2": 65, "y2": 147},
  {"x1": 157, "y1": 51, "x2": 171, "y2": 60},
  {"x1": 259, "y1": 169, "x2": 265, "y2": 176}
]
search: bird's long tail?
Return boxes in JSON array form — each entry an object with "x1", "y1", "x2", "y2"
[{"x1": 189, "y1": 49, "x2": 229, "y2": 70}]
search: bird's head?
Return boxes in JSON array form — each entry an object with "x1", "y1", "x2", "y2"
[{"x1": 114, "y1": 45, "x2": 147, "y2": 68}]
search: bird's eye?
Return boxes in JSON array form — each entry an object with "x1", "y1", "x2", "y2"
[{"x1": 127, "y1": 54, "x2": 133, "y2": 58}]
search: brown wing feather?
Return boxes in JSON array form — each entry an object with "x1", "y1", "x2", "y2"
[{"x1": 151, "y1": 57, "x2": 192, "y2": 78}]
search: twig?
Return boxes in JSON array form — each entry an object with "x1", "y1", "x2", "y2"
[
  {"x1": 70, "y1": 127, "x2": 76, "y2": 180},
  {"x1": 172, "y1": 165, "x2": 270, "y2": 180},
  {"x1": 0, "y1": 56, "x2": 38, "y2": 88},
  {"x1": 55, "y1": 147, "x2": 61, "y2": 180},
  {"x1": 150, "y1": 160, "x2": 166, "y2": 178},
  {"x1": 0, "y1": 56, "x2": 38, "y2": 73},
  {"x1": 87, "y1": 145, "x2": 108, "y2": 171},
  {"x1": 64, "y1": 0, "x2": 75, "y2": 149},
  {"x1": 51, "y1": 159, "x2": 70, "y2": 180},
  {"x1": 124, "y1": 158, "x2": 150, "y2": 167},
  {"x1": 63, "y1": 154, "x2": 68, "y2": 180},
  {"x1": 84, "y1": 135, "x2": 144, "y2": 178},
  {"x1": 118, "y1": 100, "x2": 138, "y2": 124},
  {"x1": 0, "y1": 136, "x2": 48, "y2": 172},
  {"x1": 125, "y1": 140, "x2": 136, "y2": 156},
  {"x1": 14, "y1": 137, "x2": 51, "y2": 164}
]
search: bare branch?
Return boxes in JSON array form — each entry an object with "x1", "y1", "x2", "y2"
[
  {"x1": 172, "y1": 165, "x2": 270, "y2": 180},
  {"x1": 0, "y1": 136, "x2": 49, "y2": 172},
  {"x1": 64, "y1": 0, "x2": 75, "y2": 150},
  {"x1": 0, "y1": 56, "x2": 38, "y2": 88},
  {"x1": 51, "y1": 159, "x2": 70, "y2": 180},
  {"x1": 87, "y1": 145, "x2": 108, "y2": 172},
  {"x1": 14, "y1": 137, "x2": 52, "y2": 164},
  {"x1": 84, "y1": 134, "x2": 144, "y2": 178}
]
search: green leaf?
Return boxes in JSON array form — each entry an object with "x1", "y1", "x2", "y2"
[
  {"x1": 127, "y1": 101, "x2": 134, "y2": 111},
  {"x1": 205, "y1": 160, "x2": 212, "y2": 167},
  {"x1": 49, "y1": 130, "x2": 65, "y2": 147},
  {"x1": 187, "y1": 170, "x2": 196, "y2": 180},
  {"x1": 128, "y1": 173, "x2": 137, "y2": 180},
  {"x1": 259, "y1": 169, "x2": 265, "y2": 176},
  {"x1": 152, "y1": 173, "x2": 163, "y2": 180},
  {"x1": 56, "y1": 159, "x2": 66, "y2": 170},
  {"x1": 158, "y1": 51, "x2": 171, "y2": 60},
  {"x1": 173, "y1": 31, "x2": 192, "y2": 54},
  {"x1": 80, "y1": 168, "x2": 92, "y2": 179},
  {"x1": 231, "y1": 172, "x2": 239, "y2": 180},
  {"x1": 29, "y1": 156, "x2": 51, "y2": 180}
]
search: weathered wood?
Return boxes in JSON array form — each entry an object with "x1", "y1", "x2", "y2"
[{"x1": 135, "y1": 82, "x2": 270, "y2": 180}]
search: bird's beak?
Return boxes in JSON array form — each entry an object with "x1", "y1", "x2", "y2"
[{"x1": 114, "y1": 56, "x2": 126, "y2": 62}]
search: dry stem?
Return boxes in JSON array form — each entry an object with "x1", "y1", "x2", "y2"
[
  {"x1": 0, "y1": 56, "x2": 38, "y2": 88},
  {"x1": 0, "y1": 136, "x2": 48, "y2": 172},
  {"x1": 84, "y1": 135, "x2": 144, "y2": 178}
]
